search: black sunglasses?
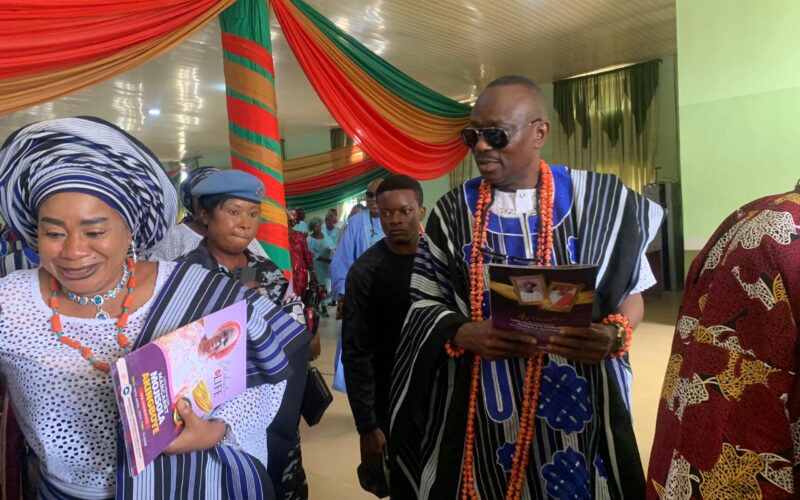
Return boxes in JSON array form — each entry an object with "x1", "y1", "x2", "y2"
[{"x1": 461, "y1": 119, "x2": 542, "y2": 149}]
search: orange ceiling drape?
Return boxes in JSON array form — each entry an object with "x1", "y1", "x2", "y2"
[{"x1": 0, "y1": 0, "x2": 235, "y2": 115}]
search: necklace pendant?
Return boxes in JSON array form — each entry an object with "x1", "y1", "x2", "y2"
[
  {"x1": 95, "y1": 310, "x2": 111, "y2": 320},
  {"x1": 92, "y1": 295, "x2": 104, "y2": 307}
]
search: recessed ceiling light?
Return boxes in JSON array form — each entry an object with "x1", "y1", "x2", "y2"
[{"x1": 148, "y1": 108, "x2": 161, "y2": 116}]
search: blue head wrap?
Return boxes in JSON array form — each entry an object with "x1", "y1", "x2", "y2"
[
  {"x1": 0, "y1": 116, "x2": 177, "y2": 255},
  {"x1": 180, "y1": 166, "x2": 220, "y2": 213}
]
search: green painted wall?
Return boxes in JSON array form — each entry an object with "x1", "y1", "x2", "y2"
[
  {"x1": 283, "y1": 130, "x2": 331, "y2": 159},
  {"x1": 420, "y1": 173, "x2": 452, "y2": 218},
  {"x1": 678, "y1": 0, "x2": 800, "y2": 257}
]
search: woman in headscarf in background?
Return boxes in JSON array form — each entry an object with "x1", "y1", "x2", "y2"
[
  {"x1": 0, "y1": 117, "x2": 308, "y2": 499},
  {"x1": 306, "y1": 216, "x2": 335, "y2": 317},
  {"x1": 149, "y1": 166, "x2": 270, "y2": 261}
]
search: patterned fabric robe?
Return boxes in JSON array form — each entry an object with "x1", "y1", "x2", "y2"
[
  {"x1": 390, "y1": 167, "x2": 663, "y2": 499},
  {"x1": 647, "y1": 189, "x2": 800, "y2": 499}
]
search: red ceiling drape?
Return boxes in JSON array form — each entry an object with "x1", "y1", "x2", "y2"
[{"x1": 0, "y1": 0, "x2": 234, "y2": 114}]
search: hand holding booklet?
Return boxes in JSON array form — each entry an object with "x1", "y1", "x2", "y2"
[
  {"x1": 488, "y1": 264, "x2": 598, "y2": 343},
  {"x1": 112, "y1": 301, "x2": 247, "y2": 476}
]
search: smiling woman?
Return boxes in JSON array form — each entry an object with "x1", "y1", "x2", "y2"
[
  {"x1": 38, "y1": 194, "x2": 137, "y2": 320},
  {"x1": 0, "y1": 117, "x2": 308, "y2": 499}
]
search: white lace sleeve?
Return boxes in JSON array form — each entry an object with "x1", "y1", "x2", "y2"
[
  {"x1": 631, "y1": 255, "x2": 657, "y2": 293},
  {"x1": 208, "y1": 380, "x2": 287, "y2": 468},
  {"x1": 149, "y1": 224, "x2": 202, "y2": 261}
]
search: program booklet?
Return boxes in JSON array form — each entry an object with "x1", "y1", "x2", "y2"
[
  {"x1": 112, "y1": 300, "x2": 247, "y2": 476},
  {"x1": 488, "y1": 264, "x2": 598, "y2": 343}
]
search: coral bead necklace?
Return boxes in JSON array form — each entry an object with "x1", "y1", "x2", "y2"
[
  {"x1": 48, "y1": 258, "x2": 136, "y2": 373},
  {"x1": 446, "y1": 160, "x2": 554, "y2": 500}
]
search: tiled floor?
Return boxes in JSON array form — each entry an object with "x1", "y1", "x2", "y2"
[{"x1": 300, "y1": 292, "x2": 683, "y2": 498}]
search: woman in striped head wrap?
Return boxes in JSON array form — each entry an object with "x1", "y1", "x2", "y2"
[
  {"x1": 0, "y1": 117, "x2": 308, "y2": 500},
  {"x1": 181, "y1": 166, "x2": 219, "y2": 216},
  {"x1": 149, "y1": 166, "x2": 270, "y2": 261}
]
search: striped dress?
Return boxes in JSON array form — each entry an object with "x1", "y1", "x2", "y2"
[
  {"x1": 114, "y1": 262, "x2": 309, "y2": 499},
  {"x1": 389, "y1": 167, "x2": 663, "y2": 499}
]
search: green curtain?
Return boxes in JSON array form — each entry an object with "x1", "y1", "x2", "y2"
[
  {"x1": 286, "y1": 167, "x2": 388, "y2": 212},
  {"x1": 289, "y1": 0, "x2": 470, "y2": 118},
  {"x1": 449, "y1": 153, "x2": 477, "y2": 189},
  {"x1": 551, "y1": 60, "x2": 660, "y2": 192}
]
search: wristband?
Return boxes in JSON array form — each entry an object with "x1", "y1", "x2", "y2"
[
  {"x1": 210, "y1": 419, "x2": 231, "y2": 447},
  {"x1": 602, "y1": 313, "x2": 633, "y2": 359},
  {"x1": 444, "y1": 339, "x2": 465, "y2": 358}
]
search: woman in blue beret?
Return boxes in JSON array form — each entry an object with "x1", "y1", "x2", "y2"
[
  {"x1": 178, "y1": 169, "x2": 310, "y2": 500},
  {"x1": 179, "y1": 170, "x2": 291, "y2": 303},
  {"x1": 149, "y1": 167, "x2": 271, "y2": 262}
]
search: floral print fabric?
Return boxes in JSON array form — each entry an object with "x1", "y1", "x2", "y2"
[{"x1": 648, "y1": 190, "x2": 800, "y2": 499}]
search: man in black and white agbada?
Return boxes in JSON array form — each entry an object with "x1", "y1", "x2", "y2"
[{"x1": 389, "y1": 76, "x2": 663, "y2": 499}]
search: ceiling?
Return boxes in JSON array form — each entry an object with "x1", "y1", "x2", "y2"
[{"x1": 0, "y1": 0, "x2": 676, "y2": 164}]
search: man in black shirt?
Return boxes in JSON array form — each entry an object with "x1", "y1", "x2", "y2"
[{"x1": 342, "y1": 175, "x2": 426, "y2": 492}]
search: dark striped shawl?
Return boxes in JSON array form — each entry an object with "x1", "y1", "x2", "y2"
[
  {"x1": 0, "y1": 248, "x2": 37, "y2": 278},
  {"x1": 109, "y1": 262, "x2": 309, "y2": 499}
]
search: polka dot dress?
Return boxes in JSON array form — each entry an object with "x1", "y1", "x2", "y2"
[{"x1": 0, "y1": 262, "x2": 174, "y2": 491}]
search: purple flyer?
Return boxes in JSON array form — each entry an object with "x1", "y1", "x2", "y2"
[
  {"x1": 112, "y1": 300, "x2": 247, "y2": 476},
  {"x1": 488, "y1": 264, "x2": 598, "y2": 343}
]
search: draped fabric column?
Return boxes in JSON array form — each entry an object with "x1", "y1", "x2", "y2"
[{"x1": 220, "y1": 0, "x2": 290, "y2": 273}]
